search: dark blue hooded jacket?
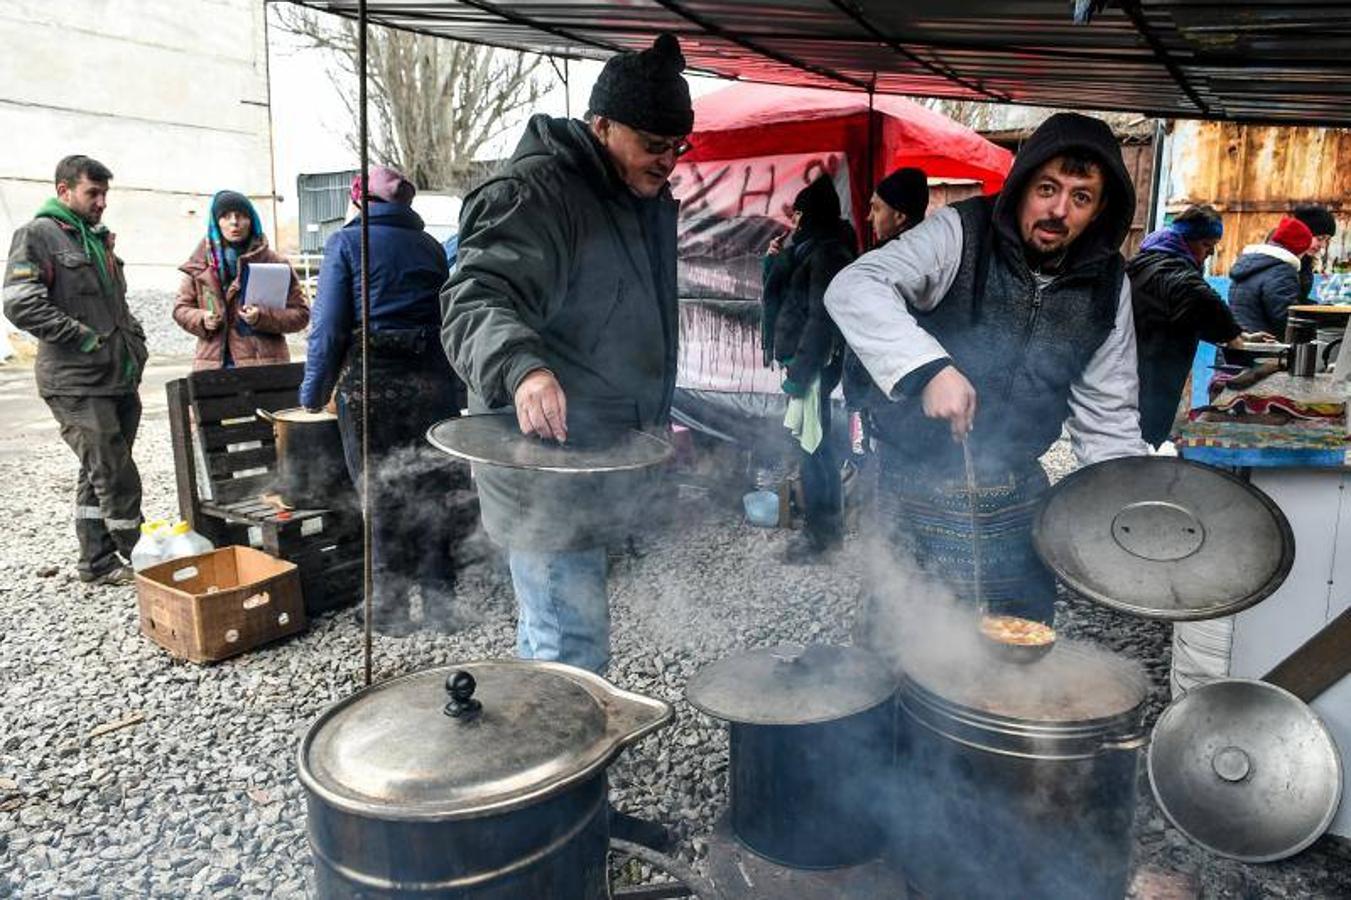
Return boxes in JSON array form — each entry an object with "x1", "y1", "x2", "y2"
[
  {"x1": 299, "y1": 202, "x2": 449, "y2": 408},
  {"x1": 1227, "y1": 243, "x2": 1303, "y2": 337}
]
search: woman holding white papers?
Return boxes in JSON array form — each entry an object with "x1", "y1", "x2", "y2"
[{"x1": 172, "y1": 190, "x2": 309, "y2": 369}]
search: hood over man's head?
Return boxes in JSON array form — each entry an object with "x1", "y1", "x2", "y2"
[
  {"x1": 994, "y1": 113, "x2": 1135, "y2": 271},
  {"x1": 587, "y1": 34, "x2": 694, "y2": 199}
]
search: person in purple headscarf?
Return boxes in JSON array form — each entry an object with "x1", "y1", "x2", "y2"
[{"x1": 1127, "y1": 204, "x2": 1274, "y2": 447}]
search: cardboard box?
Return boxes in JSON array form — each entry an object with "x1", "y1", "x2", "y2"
[{"x1": 136, "y1": 546, "x2": 306, "y2": 663}]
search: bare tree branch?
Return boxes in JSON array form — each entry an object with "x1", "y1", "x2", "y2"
[{"x1": 274, "y1": 6, "x2": 550, "y2": 190}]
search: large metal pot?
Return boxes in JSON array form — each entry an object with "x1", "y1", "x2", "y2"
[
  {"x1": 686, "y1": 643, "x2": 898, "y2": 869},
  {"x1": 257, "y1": 407, "x2": 351, "y2": 509},
  {"x1": 297, "y1": 661, "x2": 672, "y2": 898},
  {"x1": 892, "y1": 638, "x2": 1147, "y2": 900}
]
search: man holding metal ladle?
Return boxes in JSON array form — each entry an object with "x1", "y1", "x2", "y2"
[{"x1": 826, "y1": 112, "x2": 1149, "y2": 627}]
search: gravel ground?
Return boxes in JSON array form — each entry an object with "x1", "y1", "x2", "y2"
[{"x1": 0, "y1": 367, "x2": 1349, "y2": 898}]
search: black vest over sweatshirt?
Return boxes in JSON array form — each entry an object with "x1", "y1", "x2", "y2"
[{"x1": 870, "y1": 197, "x2": 1124, "y2": 477}]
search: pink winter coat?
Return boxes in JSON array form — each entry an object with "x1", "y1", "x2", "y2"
[{"x1": 173, "y1": 237, "x2": 310, "y2": 370}]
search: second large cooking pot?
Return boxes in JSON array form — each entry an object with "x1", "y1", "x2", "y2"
[
  {"x1": 258, "y1": 407, "x2": 351, "y2": 509},
  {"x1": 297, "y1": 660, "x2": 672, "y2": 899},
  {"x1": 893, "y1": 635, "x2": 1148, "y2": 900},
  {"x1": 686, "y1": 643, "x2": 898, "y2": 869}
]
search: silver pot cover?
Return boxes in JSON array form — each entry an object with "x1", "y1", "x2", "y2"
[
  {"x1": 1148, "y1": 679, "x2": 1342, "y2": 862},
  {"x1": 901, "y1": 637, "x2": 1147, "y2": 730},
  {"x1": 685, "y1": 643, "x2": 898, "y2": 726},
  {"x1": 1033, "y1": 456, "x2": 1295, "y2": 621},
  {"x1": 426, "y1": 415, "x2": 673, "y2": 474},
  {"x1": 298, "y1": 660, "x2": 672, "y2": 820}
]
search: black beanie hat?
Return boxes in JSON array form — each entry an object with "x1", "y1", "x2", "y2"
[
  {"x1": 1292, "y1": 203, "x2": 1337, "y2": 238},
  {"x1": 875, "y1": 167, "x2": 930, "y2": 225},
  {"x1": 588, "y1": 33, "x2": 694, "y2": 137},
  {"x1": 792, "y1": 174, "x2": 841, "y2": 232},
  {"x1": 212, "y1": 190, "x2": 253, "y2": 221}
]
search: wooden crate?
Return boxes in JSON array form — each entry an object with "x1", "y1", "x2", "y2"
[
  {"x1": 164, "y1": 364, "x2": 364, "y2": 614},
  {"x1": 135, "y1": 546, "x2": 306, "y2": 663},
  {"x1": 260, "y1": 510, "x2": 363, "y2": 615}
]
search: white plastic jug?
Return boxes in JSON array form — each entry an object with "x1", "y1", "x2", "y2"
[
  {"x1": 130, "y1": 520, "x2": 171, "y2": 571},
  {"x1": 162, "y1": 521, "x2": 214, "y2": 562}
]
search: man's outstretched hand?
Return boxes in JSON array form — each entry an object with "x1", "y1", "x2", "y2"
[
  {"x1": 921, "y1": 365, "x2": 978, "y2": 442},
  {"x1": 515, "y1": 368, "x2": 568, "y2": 442}
]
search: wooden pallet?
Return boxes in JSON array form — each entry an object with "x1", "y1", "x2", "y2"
[{"x1": 166, "y1": 364, "x2": 362, "y2": 615}]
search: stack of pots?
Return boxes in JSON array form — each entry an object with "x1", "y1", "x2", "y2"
[
  {"x1": 296, "y1": 660, "x2": 671, "y2": 899},
  {"x1": 891, "y1": 634, "x2": 1148, "y2": 899},
  {"x1": 877, "y1": 456, "x2": 1306, "y2": 897},
  {"x1": 686, "y1": 643, "x2": 898, "y2": 869}
]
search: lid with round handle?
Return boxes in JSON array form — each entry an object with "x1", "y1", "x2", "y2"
[
  {"x1": 1033, "y1": 457, "x2": 1295, "y2": 621},
  {"x1": 685, "y1": 643, "x2": 897, "y2": 726},
  {"x1": 1148, "y1": 679, "x2": 1342, "y2": 862},
  {"x1": 298, "y1": 660, "x2": 672, "y2": 820}
]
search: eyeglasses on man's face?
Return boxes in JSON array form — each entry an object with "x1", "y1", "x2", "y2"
[{"x1": 622, "y1": 123, "x2": 693, "y2": 158}]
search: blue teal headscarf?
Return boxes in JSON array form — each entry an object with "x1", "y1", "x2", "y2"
[{"x1": 207, "y1": 190, "x2": 264, "y2": 286}]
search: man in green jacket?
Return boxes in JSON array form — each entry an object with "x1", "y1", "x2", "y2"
[
  {"x1": 4, "y1": 155, "x2": 147, "y2": 585},
  {"x1": 442, "y1": 34, "x2": 692, "y2": 675}
]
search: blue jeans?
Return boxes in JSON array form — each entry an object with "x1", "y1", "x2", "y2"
[{"x1": 508, "y1": 547, "x2": 610, "y2": 674}]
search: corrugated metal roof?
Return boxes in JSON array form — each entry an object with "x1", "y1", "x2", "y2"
[{"x1": 282, "y1": 0, "x2": 1351, "y2": 126}]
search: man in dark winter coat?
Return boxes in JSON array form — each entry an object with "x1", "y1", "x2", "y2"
[
  {"x1": 4, "y1": 155, "x2": 147, "y2": 586},
  {"x1": 1128, "y1": 205, "x2": 1273, "y2": 448},
  {"x1": 441, "y1": 34, "x2": 691, "y2": 675},
  {"x1": 827, "y1": 113, "x2": 1148, "y2": 625},
  {"x1": 1292, "y1": 203, "x2": 1337, "y2": 301},
  {"x1": 762, "y1": 175, "x2": 857, "y2": 558},
  {"x1": 1229, "y1": 216, "x2": 1314, "y2": 338}
]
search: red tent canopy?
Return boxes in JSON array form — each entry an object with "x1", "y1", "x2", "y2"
[{"x1": 682, "y1": 83, "x2": 1011, "y2": 234}]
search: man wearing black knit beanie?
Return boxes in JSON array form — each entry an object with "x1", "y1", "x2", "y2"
[
  {"x1": 445, "y1": 40, "x2": 697, "y2": 843},
  {"x1": 442, "y1": 36, "x2": 692, "y2": 845},
  {"x1": 1291, "y1": 203, "x2": 1337, "y2": 300},
  {"x1": 868, "y1": 166, "x2": 930, "y2": 245}
]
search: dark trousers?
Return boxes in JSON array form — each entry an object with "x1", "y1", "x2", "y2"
[
  {"x1": 45, "y1": 393, "x2": 143, "y2": 578},
  {"x1": 335, "y1": 347, "x2": 465, "y2": 614},
  {"x1": 799, "y1": 387, "x2": 842, "y2": 546}
]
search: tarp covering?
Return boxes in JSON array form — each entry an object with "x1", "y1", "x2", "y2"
[
  {"x1": 671, "y1": 84, "x2": 1009, "y2": 412},
  {"x1": 671, "y1": 83, "x2": 1010, "y2": 301},
  {"x1": 290, "y1": 1, "x2": 1351, "y2": 127},
  {"x1": 681, "y1": 84, "x2": 1010, "y2": 189}
]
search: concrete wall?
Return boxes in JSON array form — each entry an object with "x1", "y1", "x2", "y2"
[{"x1": 0, "y1": 0, "x2": 275, "y2": 291}]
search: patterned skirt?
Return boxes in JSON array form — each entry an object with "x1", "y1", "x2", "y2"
[{"x1": 874, "y1": 451, "x2": 1056, "y2": 624}]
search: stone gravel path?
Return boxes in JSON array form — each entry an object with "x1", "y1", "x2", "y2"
[{"x1": 0, "y1": 359, "x2": 1347, "y2": 898}]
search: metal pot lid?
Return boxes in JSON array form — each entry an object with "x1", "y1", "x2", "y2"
[
  {"x1": 1033, "y1": 457, "x2": 1295, "y2": 621},
  {"x1": 902, "y1": 637, "x2": 1147, "y2": 726},
  {"x1": 297, "y1": 661, "x2": 672, "y2": 820},
  {"x1": 426, "y1": 415, "x2": 673, "y2": 474},
  {"x1": 685, "y1": 643, "x2": 897, "y2": 726},
  {"x1": 1148, "y1": 679, "x2": 1342, "y2": 862}
]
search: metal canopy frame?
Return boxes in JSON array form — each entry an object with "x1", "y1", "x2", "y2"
[
  {"x1": 289, "y1": 0, "x2": 1350, "y2": 685},
  {"x1": 279, "y1": 0, "x2": 1351, "y2": 127}
]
